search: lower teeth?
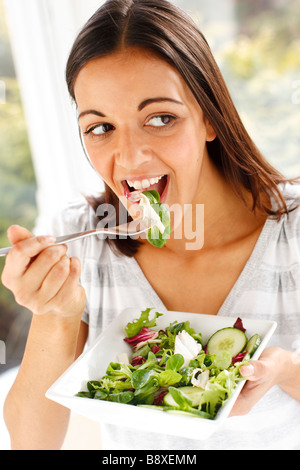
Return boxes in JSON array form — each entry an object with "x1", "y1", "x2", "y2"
[{"x1": 128, "y1": 191, "x2": 142, "y2": 202}]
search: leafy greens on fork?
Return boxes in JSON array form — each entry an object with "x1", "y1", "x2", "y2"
[{"x1": 139, "y1": 190, "x2": 171, "y2": 248}]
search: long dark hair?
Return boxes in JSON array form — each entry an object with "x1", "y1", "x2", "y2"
[{"x1": 66, "y1": 0, "x2": 297, "y2": 256}]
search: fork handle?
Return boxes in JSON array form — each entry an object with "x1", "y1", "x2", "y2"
[
  {"x1": 0, "y1": 222, "x2": 149, "y2": 257},
  {"x1": 0, "y1": 247, "x2": 10, "y2": 257},
  {"x1": 0, "y1": 228, "x2": 124, "y2": 256},
  {"x1": 0, "y1": 230, "x2": 103, "y2": 256}
]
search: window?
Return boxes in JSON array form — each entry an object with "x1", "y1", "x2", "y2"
[
  {"x1": 174, "y1": 0, "x2": 300, "y2": 177},
  {"x1": 0, "y1": 0, "x2": 105, "y2": 373},
  {"x1": 0, "y1": 0, "x2": 37, "y2": 371},
  {"x1": 3, "y1": 0, "x2": 104, "y2": 231}
]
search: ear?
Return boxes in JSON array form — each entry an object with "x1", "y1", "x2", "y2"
[{"x1": 204, "y1": 117, "x2": 217, "y2": 142}]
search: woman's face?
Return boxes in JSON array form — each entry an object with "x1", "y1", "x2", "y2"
[{"x1": 75, "y1": 47, "x2": 216, "y2": 214}]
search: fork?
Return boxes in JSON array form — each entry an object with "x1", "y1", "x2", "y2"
[{"x1": 0, "y1": 219, "x2": 152, "y2": 257}]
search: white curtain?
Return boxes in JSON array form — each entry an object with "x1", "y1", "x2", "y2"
[{"x1": 3, "y1": 0, "x2": 104, "y2": 231}]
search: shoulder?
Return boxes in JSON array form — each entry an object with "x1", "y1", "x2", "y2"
[
  {"x1": 46, "y1": 197, "x2": 112, "y2": 262},
  {"x1": 281, "y1": 182, "x2": 300, "y2": 233},
  {"x1": 267, "y1": 183, "x2": 300, "y2": 255},
  {"x1": 48, "y1": 197, "x2": 130, "y2": 267},
  {"x1": 48, "y1": 197, "x2": 98, "y2": 236},
  {"x1": 281, "y1": 181, "x2": 300, "y2": 205}
]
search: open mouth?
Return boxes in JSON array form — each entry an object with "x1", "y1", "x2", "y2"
[{"x1": 122, "y1": 175, "x2": 169, "y2": 203}]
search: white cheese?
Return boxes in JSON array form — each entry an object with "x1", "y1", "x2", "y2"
[
  {"x1": 174, "y1": 330, "x2": 202, "y2": 368},
  {"x1": 139, "y1": 193, "x2": 165, "y2": 234}
]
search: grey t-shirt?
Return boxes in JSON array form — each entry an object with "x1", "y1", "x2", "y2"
[{"x1": 49, "y1": 184, "x2": 300, "y2": 450}]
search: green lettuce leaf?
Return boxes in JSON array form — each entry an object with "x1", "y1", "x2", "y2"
[
  {"x1": 142, "y1": 190, "x2": 171, "y2": 248},
  {"x1": 142, "y1": 190, "x2": 160, "y2": 204},
  {"x1": 125, "y1": 307, "x2": 163, "y2": 338}
]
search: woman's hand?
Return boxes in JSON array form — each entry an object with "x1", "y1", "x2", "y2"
[
  {"x1": 1, "y1": 225, "x2": 86, "y2": 318},
  {"x1": 2, "y1": 225, "x2": 88, "y2": 449},
  {"x1": 230, "y1": 346, "x2": 300, "y2": 416}
]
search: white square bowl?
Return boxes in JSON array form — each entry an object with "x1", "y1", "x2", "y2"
[{"x1": 46, "y1": 309, "x2": 277, "y2": 440}]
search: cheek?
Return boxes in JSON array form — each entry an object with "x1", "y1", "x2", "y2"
[
  {"x1": 166, "y1": 131, "x2": 205, "y2": 170},
  {"x1": 85, "y1": 145, "x2": 113, "y2": 181}
]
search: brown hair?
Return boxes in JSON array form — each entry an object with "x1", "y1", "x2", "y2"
[{"x1": 66, "y1": 0, "x2": 297, "y2": 256}]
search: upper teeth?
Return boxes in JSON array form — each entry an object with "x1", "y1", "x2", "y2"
[{"x1": 127, "y1": 175, "x2": 164, "y2": 190}]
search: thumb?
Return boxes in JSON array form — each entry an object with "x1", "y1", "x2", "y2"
[
  {"x1": 7, "y1": 225, "x2": 34, "y2": 245},
  {"x1": 239, "y1": 360, "x2": 267, "y2": 383}
]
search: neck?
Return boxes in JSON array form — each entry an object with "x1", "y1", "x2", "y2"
[{"x1": 164, "y1": 157, "x2": 266, "y2": 256}]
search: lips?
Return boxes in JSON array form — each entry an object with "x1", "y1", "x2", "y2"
[{"x1": 122, "y1": 175, "x2": 169, "y2": 202}]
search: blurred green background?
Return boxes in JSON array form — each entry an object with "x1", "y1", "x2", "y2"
[
  {"x1": 0, "y1": 0, "x2": 299, "y2": 371},
  {"x1": 0, "y1": 0, "x2": 37, "y2": 371}
]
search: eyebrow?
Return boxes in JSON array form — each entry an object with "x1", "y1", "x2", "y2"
[
  {"x1": 78, "y1": 97, "x2": 184, "y2": 120},
  {"x1": 78, "y1": 109, "x2": 106, "y2": 120},
  {"x1": 138, "y1": 97, "x2": 184, "y2": 111}
]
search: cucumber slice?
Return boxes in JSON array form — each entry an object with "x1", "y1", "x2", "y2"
[
  {"x1": 213, "y1": 350, "x2": 232, "y2": 370},
  {"x1": 246, "y1": 334, "x2": 262, "y2": 357},
  {"x1": 164, "y1": 386, "x2": 203, "y2": 407},
  {"x1": 206, "y1": 327, "x2": 247, "y2": 357}
]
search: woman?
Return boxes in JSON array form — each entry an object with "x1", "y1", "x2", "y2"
[{"x1": 2, "y1": 0, "x2": 300, "y2": 450}]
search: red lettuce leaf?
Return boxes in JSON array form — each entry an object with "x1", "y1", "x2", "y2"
[
  {"x1": 124, "y1": 327, "x2": 157, "y2": 349},
  {"x1": 233, "y1": 317, "x2": 246, "y2": 332}
]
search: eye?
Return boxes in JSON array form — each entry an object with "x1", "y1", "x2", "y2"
[
  {"x1": 84, "y1": 123, "x2": 114, "y2": 137},
  {"x1": 145, "y1": 114, "x2": 176, "y2": 128}
]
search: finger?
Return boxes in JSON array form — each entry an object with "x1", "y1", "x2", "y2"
[
  {"x1": 42, "y1": 257, "x2": 86, "y2": 316},
  {"x1": 36, "y1": 254, "x2": 71, "y2": 306},
  {"x1": 5, "y1": 234, "x2": 56, "y2": 280},
  {"x1": 239, "y1": 360, "x2": 268, "y2": 384},
  {"x1": 50, "y1": 257, "x2": 82, "y2": 303},
  {"x1": 13, "y1": 245, "x2": 68, "y2": 301},
  {"x1": 7, "y1": 225, "x2": 33, "y2": 245},
  {"x1": 239, "y1": 363, "x2": 255, "y2": 380}
]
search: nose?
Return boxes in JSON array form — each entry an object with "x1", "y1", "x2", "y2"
[{"x1": 114, "y1": 128, "x2": 153, "y2": 170}]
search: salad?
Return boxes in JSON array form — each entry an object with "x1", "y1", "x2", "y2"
[
  {"x1": 77, "y1": 309, "x2": 261, "y2": 419},
  {"x1": 138, "y1": 190, "x2": 171, "y2": 248}
]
